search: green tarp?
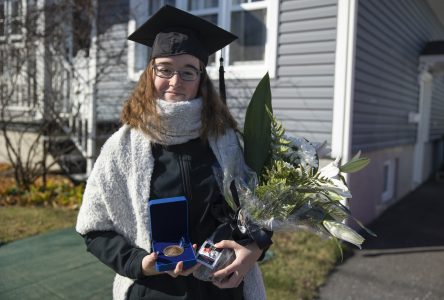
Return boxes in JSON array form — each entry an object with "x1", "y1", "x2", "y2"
[{"x1": 0, "y1": 228, "x2": 114, "y2": 299}]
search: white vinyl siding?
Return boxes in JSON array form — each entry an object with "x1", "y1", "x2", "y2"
[
  {"x1": 352, "y1": 0, "x2": 444, "y2": 152},
  {"x1": 275, "y1": 0, "x2": 336, "y2": 144},
  {"x1": 94, "y1": 0, "x2": 133, "y2": 122},
  {"x1": 227, "y1": 0, "x2": 337, "y2": 142},
  {"x1": 227, "y1": 0, "x2": 337, "y2": 144}
]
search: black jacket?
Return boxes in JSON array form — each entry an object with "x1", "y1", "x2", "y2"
[{"x1": 83, "y1": 138, "x2": 272, "y2": 300}]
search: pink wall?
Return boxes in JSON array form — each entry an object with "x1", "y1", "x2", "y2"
[{"x1": 347, "y1": 145, "x2": 416, "y2": 228}]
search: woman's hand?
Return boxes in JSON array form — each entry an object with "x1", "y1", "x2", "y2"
[
  {"x1": 164, "y1": 260, "x2": 201, "y2": 278},
  {"x1": 141, "y1": 244, "x2": 200, "y2": 278},
  {"x1": 141, "y1": 252, "x2": 159, "y2": 276},
  {"x1": 211, "y1": 240, "x2": 263, "y2": 289}
]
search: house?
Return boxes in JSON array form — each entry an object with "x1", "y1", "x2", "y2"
[{"x1": 2, "y1": 0, "x2": 444, "y2": 225}]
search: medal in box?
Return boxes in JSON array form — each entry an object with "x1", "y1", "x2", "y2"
[{"x1": 148, "y1": 196, "x2": 197, "y2": 272}]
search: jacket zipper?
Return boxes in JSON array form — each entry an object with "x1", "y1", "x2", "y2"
[{"x1": 179, "y1": 154, "x2": 192, "y2": 201}]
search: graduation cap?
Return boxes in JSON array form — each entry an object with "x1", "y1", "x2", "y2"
[{"x1": 128, "y1": 5, "x2": 238, "y2": 66}]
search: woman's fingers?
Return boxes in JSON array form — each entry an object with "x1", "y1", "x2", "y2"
[
  {"x1": 141, "y1": 252, "x2": 158, "y2": 276},
  {"x1": 214, "y1": 240, "x2": 239, "y2": 250},
  {"x1": 163, "y1": 244, "x2": 200, "y2": 278},
  {"x1": 175, "y1": 261, "x2": 184, "y2": 274},
  {"x1": 211, "y1": 241, "x2": 262, "y2": 288},
  {"x1": 212, "y1": 270, "x2": 244, "y2": 289},
  {"x1": 165, "y1": 261, "x2": 184, "y2": 278},
  {"x1": 165, "y1": 261, "x2": 201, "y2": 278},
  {"x1": 212, "y1": 260, "x2": 239, "y2": 279}
]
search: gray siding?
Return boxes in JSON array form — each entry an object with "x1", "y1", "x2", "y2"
[
  {"x1": 95, "y1": 0, "x2": 134, "y2": 122},
  {"x1": 226, "y1": 0, "x2": 337, "y2": 144},
  {"x1": 431, "y1": 75, "x2": 444, "y2": 141},
  {"x1": 92, "y1": 0, "x2": 338, "y2": 144},
  {"x1": 352, "y1": 0, "x2": 444, "y2": 152}
]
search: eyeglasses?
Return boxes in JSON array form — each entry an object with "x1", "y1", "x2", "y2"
[{"x1": 153, "y1": 64, "x2": 202, "y2": 81}]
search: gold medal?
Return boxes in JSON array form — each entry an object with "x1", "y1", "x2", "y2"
[{"x1": 163, "y1": 245, "x2": 184, "y2": 257}]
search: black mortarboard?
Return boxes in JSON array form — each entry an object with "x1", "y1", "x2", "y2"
[{"x1": 128, "y1": 5, "x2": 237, "y2": 66}]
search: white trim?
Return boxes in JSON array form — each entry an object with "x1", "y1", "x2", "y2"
[
  {"x1": 127, "y1": 0, "x2": 278, "y2": 81},
  {"x1": 86, "y1": 0, "x2": 98, "y2": 175},
  {"x1": 331, "y1": 0, "x2": 358, "y2": 208},
  {"x1": 127, "y1": 19, "x2": 140, "y2": 81},
  {"x1": 420, "y1": 54, "x2": 444, "y2": 65},
  {"x1": 3, "y1": 105, "x2": 34, "y2": 112},
  {"x1": 127, "y1": 0, "x2": 148, "y2": 81},
  {"x1": 266, "y1": 0, "x2": 279, "y2": 79},
  {"x1": 233, "y1": 1, "x2": 268, "y2": 11},
  {"x1": 331, "y1": 0, "x2": 358, "y2": 163},
  {"x1": 206, "y1": 0, "x2": 278, "y2": 79},
  {"x1": 412, "y1": 68, "x2": 433, "y2": 188},
  {"x1": 34, "y1": 0, "x2": 46, "y2": 120}
]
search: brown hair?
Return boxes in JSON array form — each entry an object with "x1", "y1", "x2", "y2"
[{"x1": 120, "y1": 59, "x2": 237, "y2": 140}]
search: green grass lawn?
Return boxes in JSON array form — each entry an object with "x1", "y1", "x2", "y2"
[
  {"x1": 0, "y1": 206, "x2": 78, "y2": 245},
  {"x1": 261, "y1": 231, "x2": 341, "y2": 299},
  {"x1": 0, "y1": 206, "x2": 340, "y2": 299}
]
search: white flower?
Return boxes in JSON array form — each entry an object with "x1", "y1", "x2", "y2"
[
  {"x1": 323, "y1": 220, "x2": 365, "y2": 248},
  {"x1": 322, "y1": 178, "x2": 352, "y2": 198},
  {"x1": 318, "y1": 156, "x2": 351, "y2": 198},
  {"x1": 318, "y1": 156, "x2": 341, "y2": 179}
]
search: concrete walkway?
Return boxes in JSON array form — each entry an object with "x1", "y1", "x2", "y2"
[
  {"x1": 318, "y1": 179, "x2": 444, "y2": 300},
  {"x1": 0, "y1": 228, "x2": 113, "y2": 299}
]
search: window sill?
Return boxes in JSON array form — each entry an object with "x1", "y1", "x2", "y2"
[{"x1": 207, "y1": 64, "x2": 274, "y2": 80}]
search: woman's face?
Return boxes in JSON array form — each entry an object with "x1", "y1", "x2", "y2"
[{"x1": 153, "y1": 54, "x2": 201, "y2": 102}]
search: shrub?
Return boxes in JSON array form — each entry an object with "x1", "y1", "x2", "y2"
[{"x1": 0, "y1": 175, "x2": 84, "y2": 209}]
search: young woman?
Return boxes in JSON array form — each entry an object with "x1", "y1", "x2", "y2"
[{"x1": 76, "y1": 5, "x2": 271, "y2": 300}]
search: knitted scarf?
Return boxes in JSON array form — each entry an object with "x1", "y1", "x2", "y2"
[{"x1": 148, "y1": 97, "x2": 202, "y2": 145}]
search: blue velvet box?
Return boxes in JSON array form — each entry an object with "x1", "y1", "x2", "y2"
[{"x1": 149, "y1": 196, "x2": 197, "y2": 272}]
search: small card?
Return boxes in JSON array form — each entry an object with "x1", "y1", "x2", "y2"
[{"x1": 196, "y1": 239, "x2": 223, "y2": 269}]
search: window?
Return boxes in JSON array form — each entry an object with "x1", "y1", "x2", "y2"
[
  {"x1": 10, "y1": 0, "x2": 20, "y2": 34},
  {"x1": 381, "y1": 159, "x2": 397, "y2": 203},
  {"x1": 0, "y1": 0, "x2": 24, "y2": 38},
  {"x1": 0, "y1": 2, "x2": 4, "y2": 36},
  {"x1": 128, "y1": 0, "x2": 278, "y2": 80},
  {"x1": 72, "y1": 0, "x2": 92, "y2": 57}
]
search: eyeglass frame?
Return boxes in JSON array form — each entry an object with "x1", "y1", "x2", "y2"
[{"x1": 152, "y1": 64, "x2": 202, "y2": 81}]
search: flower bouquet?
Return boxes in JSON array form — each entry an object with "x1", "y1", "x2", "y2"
[{"x1": 193, "y1": 73, "x2": 374, "y2": 281}]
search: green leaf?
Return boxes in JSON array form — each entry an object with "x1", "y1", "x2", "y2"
[
  {"x1": 244, "y1": 72, "x2": 273, "y2": 175},
  {"x1": 340, "y1": 157, "x2": 370, "y2": 173},
  {"x1": 339, "y1": 151, "x2": 370, "y2": 173}
]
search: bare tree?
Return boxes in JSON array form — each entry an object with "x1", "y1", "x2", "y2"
[{"x1": 0, "y1": 0, "x2": 126, "y2": 190}]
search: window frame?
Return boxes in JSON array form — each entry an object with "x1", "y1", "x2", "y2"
[
  {"x1": 127, "y1": 0, "x2": 278, "y2": 81},
  {"x1": 381, "y1": 159, "x2": 396, "y2": 203},
  {"x1": 0, "y1": 0, "x2": 34, "y2": 111},
  {"x1": 0, "y1": 0, "x2": 25, "y2": 42}
]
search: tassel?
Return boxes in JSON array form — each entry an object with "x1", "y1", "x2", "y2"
[{"x1": 219, "y1": 56, "x2": 227, "y2": 104}]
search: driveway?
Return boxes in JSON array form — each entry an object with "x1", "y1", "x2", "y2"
[{"x1": 318, "y1": 179, "x2": 444, "y2": 300}]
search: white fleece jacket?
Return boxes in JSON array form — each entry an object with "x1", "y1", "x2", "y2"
[{"x1": 76, "y1": 125, "x2": 266, "y2": 300}]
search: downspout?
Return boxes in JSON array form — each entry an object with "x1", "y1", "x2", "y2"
[
  {"x1": 86, "y1": 0, "x2": 98, "y2": 175},
  {"x1": 35, "y1": 0, "x2": 46, "y2": 121},
  {"x1": 331, "y1": 0, "x2": 358, "y2": 204}
]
